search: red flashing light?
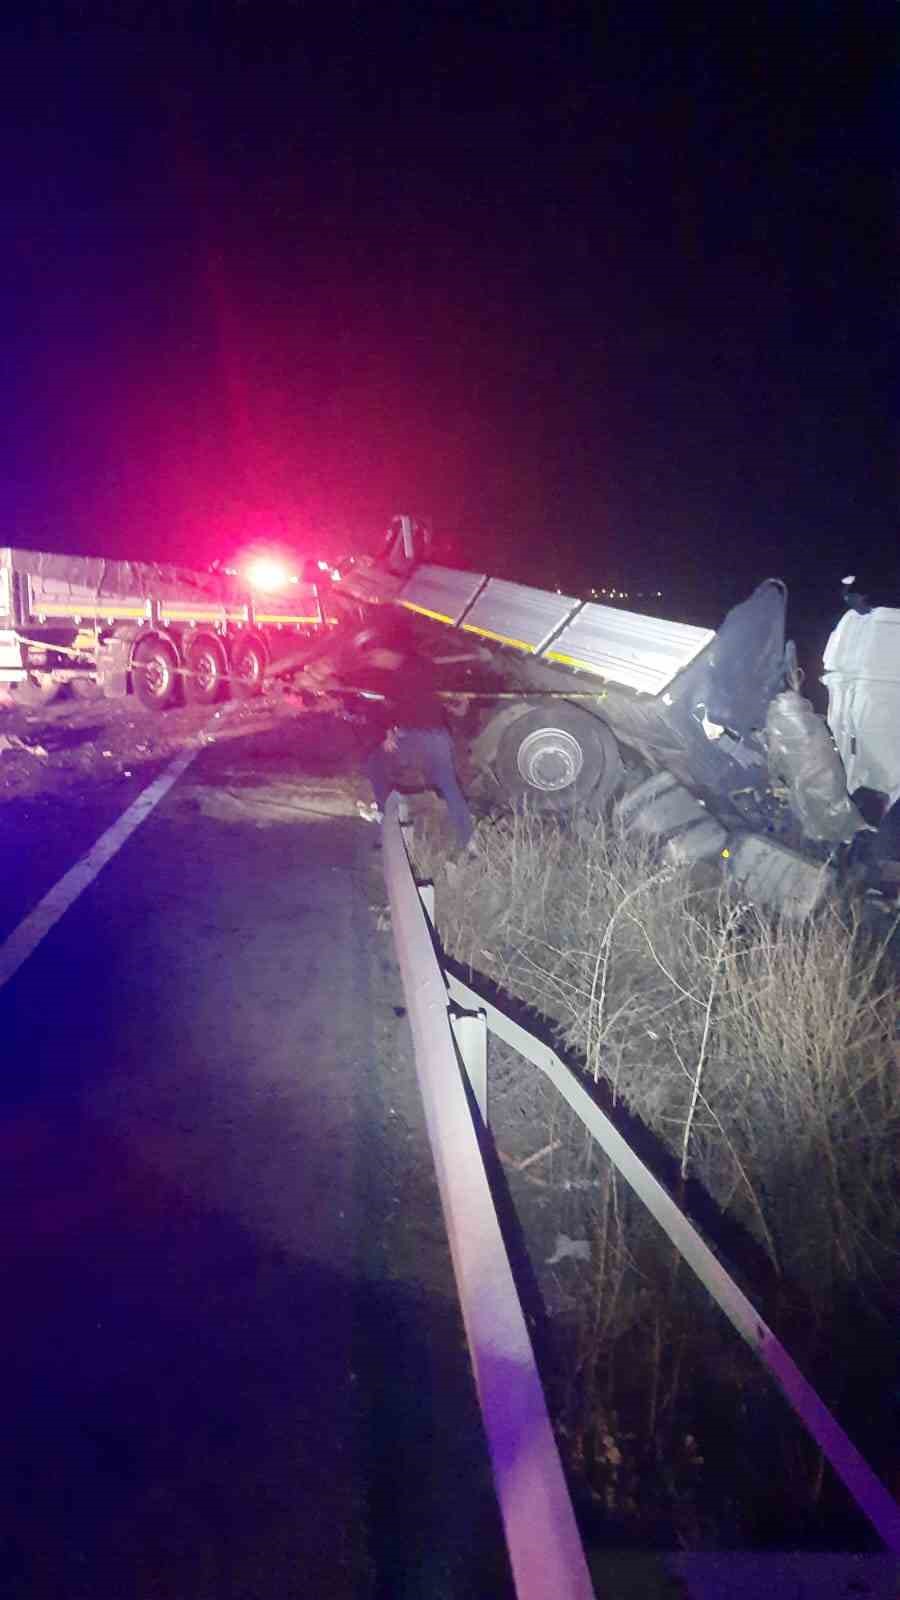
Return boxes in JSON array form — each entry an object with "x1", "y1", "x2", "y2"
[{"x1": 246, "y1": 556, "x2": 293, "y2": 592}]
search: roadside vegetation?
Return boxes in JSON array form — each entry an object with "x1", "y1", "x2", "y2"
[{"x1": 413, "y1": 808, "x2": 900, "y2": 1545}]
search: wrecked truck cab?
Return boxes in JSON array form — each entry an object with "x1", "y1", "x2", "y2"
[
  {"x1": 661, "y1": 579, "x2": 868, "y2": 848},
  {"x1": 651, "y1": 579, "x2": 789, "y2": 821}
]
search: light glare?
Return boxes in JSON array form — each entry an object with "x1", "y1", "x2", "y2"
[{"x1": 246, "y1": 556, "x2": 291, "y2": 592}]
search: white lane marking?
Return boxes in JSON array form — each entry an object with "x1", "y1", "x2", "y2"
[{"x1": 0, "y1": 742, "x2": 201, "y2": 991}]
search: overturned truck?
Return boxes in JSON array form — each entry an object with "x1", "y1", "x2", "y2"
[{"x1": 326, "y1": 518, "x2": 900, "y2": 914}]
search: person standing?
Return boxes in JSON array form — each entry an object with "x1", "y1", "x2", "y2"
[{"x1": 353, "y1": 646, "x2": 474, "y2": 846}]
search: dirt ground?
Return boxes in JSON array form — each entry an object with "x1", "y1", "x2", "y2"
[{"x1": 0, "y1": 683, "x2": 316, "y2": 805}]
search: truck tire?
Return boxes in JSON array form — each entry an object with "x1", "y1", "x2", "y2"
[
  {"x1": 496, "y1": 706, "x2": 623, "y2": 813},
  {"x1": 132, "y1": 636, "x2": 179, "y2": 711},
  {"x1": 184, "y1": 635, "x2": 226, "y2": 706},
  {"x1": 229, "y1": 636, "x2": 266, "y2": 699},
  {"x1": 9, "y1": 673, "x2": 62, "y2": 708}
]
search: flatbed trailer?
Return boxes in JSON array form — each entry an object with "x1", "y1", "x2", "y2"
[{"x1": 0, "y1": 546, "x2": 323, "y2": 709}]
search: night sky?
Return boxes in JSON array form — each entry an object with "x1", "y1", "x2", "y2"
[{"x1": 3, "y1": 2, "x2": 896, "y2": 635}]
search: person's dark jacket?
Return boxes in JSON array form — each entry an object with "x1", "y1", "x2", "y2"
[{"x1": 351, "y1": 655, "x2": 448, "y2": 747}]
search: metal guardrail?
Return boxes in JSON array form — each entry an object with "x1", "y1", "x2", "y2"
[
  {"x1": 444, "y1": 978, "x2": 900, "y2": 1555},
  {"x1": 381, "y1": 794, "x2": 597, "y2": 1600},
  {"x1": 382, "y1": 794, "x2": 900, "y2": 1560}
]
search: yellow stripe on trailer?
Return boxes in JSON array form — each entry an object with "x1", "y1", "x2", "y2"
[
  {"x1": 158, "y1": 607, "x2": 228, "y2": 623},
  {"x1": 460, "y1": 622, "x2": 535, "y2": 652},
  {"x1": 544, "y1": 648, "x2": 604, "y2": 675},
  {"x1": 31, "y1": 602, "x2": 148, "y2": 620},
  {"x1": 399, "y1": 600, "x2": 455, "y2": 625},
  {"x1": 253, "y1": 613, "x2": 321, "y2": 626}
]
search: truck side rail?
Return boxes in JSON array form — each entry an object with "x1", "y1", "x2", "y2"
[{"x1": 348, "y1": 558, "x2": 714, "y2": 697}]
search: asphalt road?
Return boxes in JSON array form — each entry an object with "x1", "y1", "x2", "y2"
[
  {"x1": 0, "y1": 711, "x2": 511, "y2": 1599},
  {"x1": 6, "y1": 706, "x2": 893, "y2": 1600}
]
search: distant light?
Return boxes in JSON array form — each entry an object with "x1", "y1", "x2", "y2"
[{"x1": 246, "y1": 556, "x2": 292, "y2": 592}]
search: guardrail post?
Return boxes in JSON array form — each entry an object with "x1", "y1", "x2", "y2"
[
  {"x1": 417, "y1": 881, "x2": 435, "y2": 923},
  {"x1": 451, "y1": 1008, "x2": 488, "y2": 1124}
]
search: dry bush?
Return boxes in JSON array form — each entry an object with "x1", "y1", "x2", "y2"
[{"x1": 416, "y1": 807, "x2": 900, "y2": 1304}]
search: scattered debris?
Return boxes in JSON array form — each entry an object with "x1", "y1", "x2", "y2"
[
  {"x1": 0, "y1": 688, "x2": 314, "y2": 805},
  {"x1": 502, "y1": 1138, "x2": 561, "y2": 1172},
  {"x1": 179, "y1": 779, "x2": 361, "y2": 827},
  {"x1": 0, "y1": 733, "x2": 48, "y2": 758}
]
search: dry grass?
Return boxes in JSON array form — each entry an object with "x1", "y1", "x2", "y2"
[
  {"x1": 415, "y1": 806, "x2": 900, "y2": 1536},
  {"x1": 419, "y1": 807, "x2": 900, "y2": 1303}
]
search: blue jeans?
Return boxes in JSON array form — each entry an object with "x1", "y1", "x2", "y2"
[{"x1": 365, "y1": 727, "x2": 474, "y2": 845}]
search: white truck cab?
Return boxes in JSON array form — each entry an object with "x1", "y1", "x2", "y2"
[{"x1": 823, "y1": 606, "x2": 900, "y2": 807}]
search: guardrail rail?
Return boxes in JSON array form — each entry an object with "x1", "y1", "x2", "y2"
[{"x1": 381, "y1": 793, "x2": 900, "y2": 1569}]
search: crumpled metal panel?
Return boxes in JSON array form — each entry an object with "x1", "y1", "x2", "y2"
[
  {"x1": 340, "y1": 560, "x2": 408, "y2": 607},
  {"x1": 461, "y1": 579, "x2": 580, "y2": 652},
  {"x1": 725, "y1": 833, "x2": 835, "y2": 920},
  {"x1": 398, "y1": 564, "x2": 487, "y2": 625},
  {"x1": 546, "y1": 603, "x2": 714, "y2": 695},
  {"x1": 765, "y1": 689, "x2": 866, "y2": 842}
]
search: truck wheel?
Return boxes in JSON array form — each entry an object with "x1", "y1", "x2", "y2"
[
  {"x1": 184, "y1": 636, "x2": 226, "y2": 706},
  {"x1": 132, "y1": 636, "x2": 179, "y2": 711},
  {"x1": 9, "y1": 673, "x2": 61, "y2": 708},
  {"x1": 496, "y1": 706, "x2": 623, "y2": 812},
  {"x1": 229, "y1": 636, "x2": 266, "y2": 699}
]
